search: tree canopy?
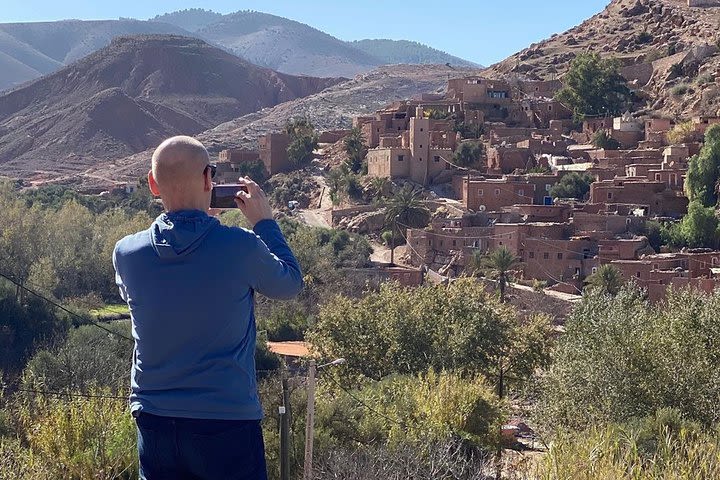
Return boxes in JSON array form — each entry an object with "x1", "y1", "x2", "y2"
[
  {"x1": 285, "y1": 118, "x2": 318, "y2": 167},
  {"x1": 555, "y1": 53, "x2": 632, "y2": 120},
  {"x1": 453, "y1": 141, "x2": 484, "y2": 168},
  {"x1": 549, "y1": 172, "x2": 594, "y2": 200},
  {"x1": 540, "y1": 286, "x2": 720, "y2": 430},
  {"x1": 343, "y1": 127, "x2": 368, "y2": 174},
  {"x1": 685, "y1": 124, "x2": 720, "y2": 207}
]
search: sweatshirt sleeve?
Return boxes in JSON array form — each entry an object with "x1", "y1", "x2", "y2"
[
  {"x1": 247, "y1": 219, "x2": 303, "y2": 299},
  {"x1": 112, "y1": 243, "x2": 128, "y2": 302}
]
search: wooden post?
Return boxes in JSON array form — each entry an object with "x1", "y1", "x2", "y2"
[
  {"x1": 303, "y1": 360, "x2": 317, "y2": 480},
  {"x1": 280, "y1": 377, "x2": 291, "y2": 480}
]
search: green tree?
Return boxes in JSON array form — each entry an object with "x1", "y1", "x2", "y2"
[
  {"x1": 549, "y1": 172, "x2": 594, "y2": 200},
  {"x1": 555, "y1": 53, "x2": 632, "y2": 120},
  {"x1": 425, "y1": 108, "x2": 451, "y2": 120},
  {"x1": 584, "y1": 264, "x2": 624, "y2": 296},
  {"x1": 285, "y1": 118, "x2": 318, "y2": 167},
  {"x1": 383, "y1": 186, "x2": 431, "y2": 264},
  {"x1": 540, "y1": 286, "x2": 720, "y2": 430},
  {"x1": 685, "y1": 124, "x2": 720, "y2": 207},
  {"x1": 591, "y1": 129, "x2": 621, "y2": 150},
  {"x1": 369, "y1": 177, "x2": 390, "y2": 201},
  {"x1": 234, "y1": 159, "x2": 268, "y2": 184},
  {"x1": 667, "y1": 120, "x2": 695, "y2": 145},
  {"x1": 453, "y1": 141, "x2": 484, "y2": 167},
  {"x1": 479, "y1": 246, "x2": 519, "y2": 303},
  {"x1": 679, "y1": 200, "x2": 720, "y2": 248},
  {"x1": 343, "y1": 128, "x2": 368, "y2": 174}
]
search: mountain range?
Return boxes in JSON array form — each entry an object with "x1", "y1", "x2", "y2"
[
  {"x1": 0, "y1": 35, "x2": 341, "y2": 180},
  {"x1": 0, "y1": 9, "x2": 479, "y2": 91}
]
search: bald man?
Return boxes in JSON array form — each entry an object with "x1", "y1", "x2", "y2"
[{"x1": 113, "y1": 136, "x2": 303, "y2": 480}]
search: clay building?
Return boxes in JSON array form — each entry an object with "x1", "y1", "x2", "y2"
[
  {"x1": 610, "y1": 250, "x2": 720, "y2": 301},
  {"x1": 611, "y1": 112, "x2": 644, "y2": 149},
  {"x1": 589, "y1": 177, "x2": 688, "y2": 217},
  {"x1": 215, "y1": 148, "x2": 262, "y2": 183},
  {"x1": 486, "y1": 146, "x2": 535, "y2": 174},
  {"x1": 454, "y1": 176, "x2": 538, "y2": 212},
  {"x1": 259, "y1": 133, "x2": 291, "y2": 175},
  {"x1": 366, "y1": 107, "x2": 457, "y2": 185}
]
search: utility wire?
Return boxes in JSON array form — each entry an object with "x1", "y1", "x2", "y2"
[
  {"x1": 322, "y1": 374, "x2": 409, "y2": 429},
  {"x1": 0, "y1": 271, "x2": 133, "y2": 342},
  {"x1": 11, "y1": 387, "x2": 129, "y2": 401}
]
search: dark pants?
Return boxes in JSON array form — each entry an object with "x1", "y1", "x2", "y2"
[{"x1": 135, "y1": 412, "x2": 268, "y2": 480}]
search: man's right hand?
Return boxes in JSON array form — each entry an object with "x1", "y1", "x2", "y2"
[{"x1": 234, "y1": 177, "x2": 273, "y2": 227}]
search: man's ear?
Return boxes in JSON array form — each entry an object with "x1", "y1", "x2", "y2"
[
  {"x1": 204, "y1": 168, "x2": 213, "y2": 192},
  {"x1": 148, "y1": 170, "x2": 161, "y2": 197}
]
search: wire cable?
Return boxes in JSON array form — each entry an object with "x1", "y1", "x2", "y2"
[
  {"x1": 322, "y1": 374, "x2": 409, "y2": 428},
  {"x1": 11, "y1": 387, "x2": 129, "y2": 401},
  {"x1": 0, "y1": 271, "x2": 134, "y2": 342}
]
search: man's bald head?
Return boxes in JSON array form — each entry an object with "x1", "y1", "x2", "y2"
[{"x1": 149, "y1": 136, "x2": 212, "y2": 211}]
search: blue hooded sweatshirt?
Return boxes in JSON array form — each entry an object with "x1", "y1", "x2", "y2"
[{"x1": 113, "y1": 210, "x2": 303, "y2": 420}]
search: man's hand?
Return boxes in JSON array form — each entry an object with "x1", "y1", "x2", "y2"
[{"x1": 234, "y1": 177, "x2": 273, "y2": 227}]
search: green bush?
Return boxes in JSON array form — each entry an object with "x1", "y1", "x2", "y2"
[
  {"x1": 2, "y1": 392, "x2": 137, "y2": 480},
  {"x1": 315, "y1": 370, "x2": 506, "y2": 452},
  {"x1": 672, "y1": 83, "x2": 691, "y2": 96},
  {"x1": 538, "y1": 411, "x2": 719, "y2": 480},
  {"x1": 540, "y1": 286, "x2": 720, "y2": 430}
]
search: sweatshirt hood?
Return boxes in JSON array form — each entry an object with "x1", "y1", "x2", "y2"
[{"x1": 151, "y1": 210, "x2": 219, "y2": 259}]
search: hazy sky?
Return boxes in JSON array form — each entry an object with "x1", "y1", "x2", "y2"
[{"x1": 2, "y1": 0, "x2": 609, "y2": 65}]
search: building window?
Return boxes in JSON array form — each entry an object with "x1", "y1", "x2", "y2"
[
  {"x1": 655, "y1": 173, "x2": 661, "y2": 181},
  {"x1": 419, "y1": 145, "x2": 423, "y2": 149},
  {"x1": 495, "y1": 189, "x2": 500, "y2": 196},
  {"x1": 478, "y1": 190, "x2": 484, "y2": 197},
  {"x1": 419, "y1": 157, "x2": 422, "y2": 162},
  {"x1": 529, "y1": 251, "x2": 535, "y2": 259},
  {"x1": 653, "y1": 264, "x2": 659, "y2": 270},
  {"x1": 548, "y1": 105, "x2": 553, "y2": 111},
  {"x1": 636, "y1": 272, "x2": 641, "y2": 278},
  {"x1": 398, "y1": 155, "x2": 404, "y2": 162},
  {"x1": 452, "y1": 240, "x2": 457, "y2": 246},
  {"x1": 434, "y1": 156, "x2": 440, "y2": 163},
  {"x1": 543, "y1": 252, "x2": 549, "y2": 260},
  {"x1": 420, "y1": 128, "x2": 424, "y2": 132},
  {"x1": 518, "y1": 189, "x2": 525, "y2": 197},
  {"x1": 557, "y1": 253, "x2": 563, "y2": 260},
  {"x1": 608, "y1": 192, "x2": 613, "y2": 200}
]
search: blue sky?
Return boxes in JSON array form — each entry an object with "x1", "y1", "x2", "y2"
[{"x1": 2, "y1": 1, "x2": 609, "y2": 65}]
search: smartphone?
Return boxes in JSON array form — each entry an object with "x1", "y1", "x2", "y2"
[{"x1": 211, "y1": 184, "x2": 248, "y2": 208}]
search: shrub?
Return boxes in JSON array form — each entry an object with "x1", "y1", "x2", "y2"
[
  {"x1": 591, "y1": 129, "x2": 621, "y2": 150},
  {"x1": 539, "y1": 286, "x2": 720, "y2": 430},
  {"x1": 538, "y1": 412, "x2": 719, "y2": 480},
  {"x1": 667, "y1": 120, "x2": 695, "y2": 144},
  {"x1": 635, "y1": 30, "x2": 653, "y2": 44},
  {"x1": 315, "y1": 370, "x2": 506, "y2": 452},
  {"x1": 672, "y1": 83, "x2": 691, "y2": 96},
  {"x1": 4, "y1": 392, "x2": 137, "y2": 480}
]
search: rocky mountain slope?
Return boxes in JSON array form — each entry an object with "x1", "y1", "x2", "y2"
[
  {"x1": 86, "y1": 64, "x2": 480, "y2": 186},
  {"x1": 348, "y1": 39, "x2": 477, "y2": 68},
  {"x1": 0, "y1": 35, "x2": 341, "y2": 179},
  {"x1": 193, "y1": 11, "x2": 380, "y2": 78},
  {"x1": 485, "y1": 0, "x2": 720, "y2": 118},
  {"x1": 0, "y1": 20, "x2": 190, "y2": 91}
]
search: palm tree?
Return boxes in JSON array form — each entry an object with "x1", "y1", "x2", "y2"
[
  {"x1": 585, "y1": 264, "x2": 623, "y2": 296},
  {"x1": 384, "y1": 185, "x2": 430, "y2": 265},
  {"x1": 369, "y1": 177, "x2": 390, "y2": 200},
  {"x1": 481, "y1": 246, "x2": 519, "y2": 303}
]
